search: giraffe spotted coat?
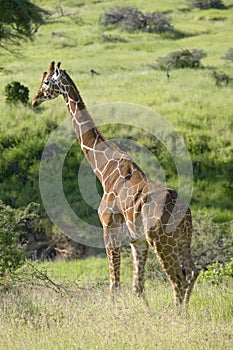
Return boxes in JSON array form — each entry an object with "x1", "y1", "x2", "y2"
[{"x1": 32, "y1": 61, "x2": 199, "y2": 306}]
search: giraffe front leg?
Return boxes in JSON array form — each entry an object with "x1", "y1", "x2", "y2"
[
  {"x1": 103, "y1": 227, "x2": 122, "y2": 294},
  {"x1": 130, "y1": 239, "x2": 148, "y2": 296},
  {"x1": 99, "y1": 197, "x2": 124, "y2": 294},
  {"x1": 105, "y1": 245, "x2": 121, "y2": 293}
]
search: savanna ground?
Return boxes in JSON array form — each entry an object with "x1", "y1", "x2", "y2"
[
  {"x1": 0, "y1": 258, "x2": 233, "y2": 350},
  {"x1": 0, "y1": 0, "x2": 233, "y2": 348}
]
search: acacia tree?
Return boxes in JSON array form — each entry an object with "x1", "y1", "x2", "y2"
[{"x1": 0, "y1": 0, "x2": 48, "y2": 52}]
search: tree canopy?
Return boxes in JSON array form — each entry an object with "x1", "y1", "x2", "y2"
[{"x1": 0, "y1": 0, "x2": 48, "y2": 51}]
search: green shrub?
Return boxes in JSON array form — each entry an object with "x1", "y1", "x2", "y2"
[
  {"x1": 5, "y1": 81, "x2": 29, "y2": 105},
  {"x1": 198, "y1": 259, "x2": 233, "y2": 285},
  {"x1": 223, "y1": 47, "x2": 233, "y2": 63},
  {"x1": 145, "y1": 12, "x2": 173, "y2": 33},
  {"x1": 100, "y1": 6, "x2": 172, "y2": 33},
  {"x1": 156, "y1": 49, "x2": 207, "y2": 71},
  {"x1": 0, "y1": 201, "x2": 40, "y2": 280},
  {"x1": 192, "y1": 212, "x2": 233, "y2": 270},
  {"x1": 188, "y1": 0, "x2": 226, "y2": 9}
]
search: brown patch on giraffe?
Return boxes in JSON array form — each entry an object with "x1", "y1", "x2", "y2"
[
  {"x1": 124, "y1": 172, "x2": 132, "y2": 180},
  {"x1": 133, "y1": 190, "x2": 143, "y2": 203}
]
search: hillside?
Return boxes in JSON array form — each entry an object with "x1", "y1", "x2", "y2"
[{"x1": 0, "y1": 0, "x2": 233, "y2": 245}]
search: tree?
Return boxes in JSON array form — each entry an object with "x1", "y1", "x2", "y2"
[
  {"x1": 100, "y1": 6, "x2": 173, "y2": 33},
  {"x1": 0, "y1": 0, "x2": 48, "y2": 52},
  {"x1": 156, "y1": 49, "x2": 207, "y2": 78}
]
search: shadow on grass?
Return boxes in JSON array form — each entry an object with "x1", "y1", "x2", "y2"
[
  {"x1": 160, "y1": 29, "x2": 207, "y2": 40},
  {"x1": 101, "y1": 33, "x2": 128, "y2": 43}
]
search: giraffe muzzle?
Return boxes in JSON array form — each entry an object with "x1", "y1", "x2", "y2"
[{"x1": 32, "y1": 97, "x2": 42, "y2": 108}]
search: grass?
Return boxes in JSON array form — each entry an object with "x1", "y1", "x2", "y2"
[{"x1": 0, "y1": 258, "x2": 233, "y2": 350}]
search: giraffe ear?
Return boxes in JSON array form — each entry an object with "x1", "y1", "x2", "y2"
[{"x1": 49, "y1": 61, "x2": 55, "y2": 72}]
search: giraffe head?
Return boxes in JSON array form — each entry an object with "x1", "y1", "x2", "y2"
[{"x1": 32, "y1": 61, "x2": 63, "y2": 108}]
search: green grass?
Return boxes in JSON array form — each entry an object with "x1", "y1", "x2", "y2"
[
  {"x1": 0, "y1": 2, "x2": 232, "y2": 216},
  {"x1": 0, "y1": 258, "x2": 232, "y2": 350},
  {"x1": 1, "y1": 1, "x2": 232, "y2": 215}
]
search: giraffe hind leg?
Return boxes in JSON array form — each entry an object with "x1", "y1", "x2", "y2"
[
  {"x1": 184, "y1": 269, "x2": 199, "y2": 306},
  {"x1": 162, "y1": 257, "x2": 187, "y2": 306},
  {"x1": 166, "y1": 261, "x2": 188, "y2": 306},
  {"x1": 146, "y1": 229, "x2": 187, "y2": 306},
  {"x1": 178, "y1": 227, "x2": 199, "y2": 305},
  {"x1": 182, "y1": 258, "x2": 199, "y2": 305}
]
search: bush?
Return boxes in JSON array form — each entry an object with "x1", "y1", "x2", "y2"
[
  {"x1": 5, "y1": 81, "x2": 29, "y2": 105},
  {"x1": 100, "y1": 6, "x2": 172, "y2": 33},
  {"x1": 223, "y1": 47, "x2": 233, "y2": 63},
  {"x1": 144, "y1": 12, "x2": 173, "y2": 33},
  {"x1": 198, "y1": 259, "x2": 233, "y2": 285},
  {"x1": 188, "y1": 0, "x2": 226, "y2": 9},
  {"x1": 192, "y1": 212, "x2": 233, "y2": 270},
  {"x1": 0, "y1": 201, "x2": 40, "y2": 280},
  {"x1": 103, "y1": 6, "x2": 145, "y2": 32},
  {"x1": 156, "y1": 49, "x2": 207, "y2": 73}
]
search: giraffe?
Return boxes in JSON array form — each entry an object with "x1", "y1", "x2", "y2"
[{"x1": 32, "y1": 61, "x2": 199, "y2": 306}]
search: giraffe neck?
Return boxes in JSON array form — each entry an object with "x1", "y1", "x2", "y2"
[{"x1": 60, "y1": 73, "x2": 127, "y2": 184}]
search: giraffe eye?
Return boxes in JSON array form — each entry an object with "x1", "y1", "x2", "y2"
[{"x1": 44, "y1": 80, "x2": 49, "y2": 85}]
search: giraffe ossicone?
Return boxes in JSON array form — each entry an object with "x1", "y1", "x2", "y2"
[{"x1": 32, "y1": 61, "x2": 199, "y2": 306}]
